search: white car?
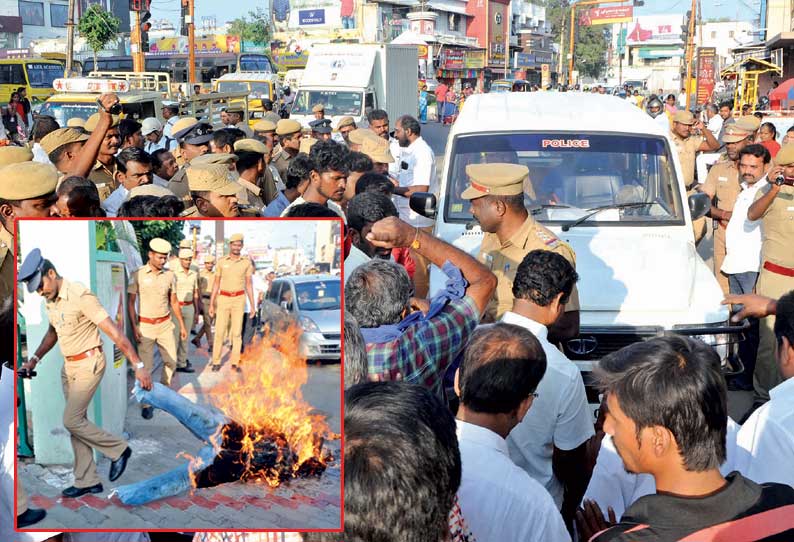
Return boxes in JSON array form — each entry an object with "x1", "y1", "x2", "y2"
[{"x1": 413, "y1": 92, "x2": 745, "y2": 405}]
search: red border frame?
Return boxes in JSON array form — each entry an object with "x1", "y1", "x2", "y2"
[{"x1": 12, "y1": 216, "x2": 345, "y2": 535}]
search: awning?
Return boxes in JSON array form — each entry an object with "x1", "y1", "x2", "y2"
[
  {"x1": 769, "y1": 78, "x2": 794, "y2": 101},
  {"x1": 721, "y1": 56, "x2": 782, "y2": 77},
  {"x1": 428, "y1": 0, "x2": 470, "y2": 16},
  {"x1": 766, "y1": 31, "x2": 794, "y2": 49}
]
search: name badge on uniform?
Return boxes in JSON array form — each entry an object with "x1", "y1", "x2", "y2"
[
  {"x1": 787, "y1": 206, "x2": 794, "y2": 212},
  {"x1": 718, "y1": 176, "x2": 728, "y2": 182}
]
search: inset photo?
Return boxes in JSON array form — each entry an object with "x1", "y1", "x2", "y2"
[{"x1": 15, "y1": 218, "x2": 342, "y2": 531}]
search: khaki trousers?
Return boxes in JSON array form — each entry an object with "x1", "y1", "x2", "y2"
[
  {"x1": 194, "y1": 297, "x2": 213, "y2": 348},
  {"x1": 409, "y1": 226, "x2": 435, "y2": 299},
  {"x1": 713, "y1": 226, "x2": 729, "y2": 296},
  {"x1": 17, "y1": 479, "x2": 28, "y2": 515},
  {"x1": 211, "y1": 296, "x2": 245, "y2": 366},
  {"x1": 61, "y1": 353, "x2": 128, "y2": 487},
  {"x1": 138, "y1": 318, "x2": 177, "y2": 387},
  {"x1": 173, "y1": 305, "x2": 195, "y2": 368},
  {"x1": 753, "y1": 266, "x2": 794, "y2": 402}
]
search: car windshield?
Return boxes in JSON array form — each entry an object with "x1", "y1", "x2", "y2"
[
  {"x1": 26, "y1": 63, "x2": 62, "y2": 88},
  {"x1": 445, "y1": 132, "x2": 683, "y2": 226},
  {"x1": 295, "y1": 280, "x2": 341, "y2": 311},
  {"x1": 291, "y1": 90, "x2": 362, "y2": 116},
  {"x1": 37, "y1": 101, "x2": 96, "y2": 127},
  {"x1": 218, "y1": 81, "x2": 272, "y2": 99}
]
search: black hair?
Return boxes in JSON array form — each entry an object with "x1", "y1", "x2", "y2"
[
  {"x1": 666, "y1": 93, "x2": 676, "y2": 101},
  {"x1": 284, "y1": 203, "x2": 339, "y2": 218},
  {"x1": 493, "y1": 193, "x2": 525, "y2": 211},
  {"x1": 513, "y1": 249, "x2": 578, "y2": 306},
  {"x1": 235, "y1": 150, "x2": 263, "y2": 173},
  {"x1": 262, "y1": 98, "x2": 274, "y2": 111},
  {"x1": 594, "y1": 335, "x2": 727, "y2": 471},
  {"x1": 115, "y1": 146, "x2": 152, "y2": 174},
  {"x1": 458, "y1": 323, "x2": 546, "y2": 414},
  {"x1": 718, "y1": 100, "x2": 733, "y2": 110},
  {"x1": 32, "y1": 116, "x2": 60, "y2": 142},
  {"x1": 398, "y1": 115, "x2": 421, "y2": 137},
  {"x1": 347, "y1": 192, "x2": 397, "y2": 232},
  {"x1": 787, "y1": 126, "x2": 794, "y2": 134},
  {"x1": 367, "y1": 109, "x2": 389, "y2": 123},
  {"x1": 48, "y1": 140, "x2": 83, "y2": 166},
  {"x1": 348, "y1": 151, "x2": 373, "y2": 174},
  {"x1": 285, "y1": 153, "x2": 314, "y2": 190},
  {"x1": 737, "y1": 143, "x2": 771, "y2": 165},
  {"x1": 774, "y1": 290, "x2": 794, "y2": 349},
  {"x1": 338, "y1": 381, "x2": 460, "y2": 542},
  {"x1": 308, "y1": 140, "x2": 350, "y2": 175},
  {"x1": 151, "y1": 148, "x2": 172, "y2": 171},
  {"x1": 212, "y1": 128, "x2": 245, "y2": 150},
  {"x1": 118, "y1": 195, "x2": 185, "y2": 217},
  {"x1": 761, "y1": 122, "x2": 778, "y2": 138},
  {"x1": 118, "y1": 119, "x2": 142, "y2": 144},
  {"x1": 355, "y1": 172, "x2": 394, "y2": 196}
]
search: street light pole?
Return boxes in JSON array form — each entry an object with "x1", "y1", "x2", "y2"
[{"x1": 65, "y1": 0, "x2": 75, "y2": 77}]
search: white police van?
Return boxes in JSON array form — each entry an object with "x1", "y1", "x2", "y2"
[{"x1": 412, "y1": 92, "x2": 745, "y2": 405}]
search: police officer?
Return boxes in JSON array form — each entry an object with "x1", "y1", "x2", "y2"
[
  {"x1": 252, "y1": 119, "x2": 277, "y2": 146},
  {"x1": 173, "y1": 247, "x2": 200, "y2": 373},
  {"x1": 84, "y1": 112, "x2": 122, "y2": 201},
  {"x1": 167, "y1": 118, "x2": 215, "y2": 202},
  {"x1": 272, "y1": 119, "x2": 303, "y2": 180},
  {"x1": 747, "y1": 144, "x2": 794, "y2": 407},
  {"x1": 464, "y1": 163, "x2": 580, "y2": 339},
  {"x1": 193, "y1": 254, "x2": 216, "y2": 350},
  {"x1": 18, "y1": 249, "x2": 152, "y2": 497},
  {"x1": 0, "y1": 162, "x2": 59, "y2": 244},
  {"x1": 209, "y1": 233, "x2": 255, "y2": 372},
  {"x1": 309, "y1": 118, "x2": 333, "y2": 142},
  {"x1": 699, "y1": 123, "x2": 753, "y2": 294},
  {"x1": 234, "y1": 138, "x2": 278, "y2": 208},
  {"x1": 224, "y1": 107, "x2": 253, "y2": 138},
  {"x1": 336, "y1": 116, "x2": 356, "y2": 146},
  {"x1": 127, "y1": 238, "x2": 186, "y2": 419},
  {"x1": 183, "y1": 163, "x2": 242, "y2": 217},
  {"x1": 312, "y1": 103, "x2": 325, "y2": 120}
]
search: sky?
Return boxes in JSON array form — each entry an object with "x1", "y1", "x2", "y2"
[
  {"x1": 180, "y1": 219, "x2": 319, "y2": 251},
  {"x1": 149, "y1": 0, "x2": 759, "y2": 28}
]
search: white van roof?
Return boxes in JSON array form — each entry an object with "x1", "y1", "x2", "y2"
[{"x1": 453, "y1": 93, "x2": 667, "y2": 137}]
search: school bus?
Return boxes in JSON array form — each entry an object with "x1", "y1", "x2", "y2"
[{"x1": 0, "y1": 58, "x2": 64, "y2": 104}]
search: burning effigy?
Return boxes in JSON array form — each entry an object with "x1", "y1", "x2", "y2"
[{"x1": 113, "y1": 322, "x2": 335, "y2": 506}]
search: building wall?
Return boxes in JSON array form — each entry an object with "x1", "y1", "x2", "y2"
[
  {"x1": 767, "y1": 0, "x2": 793, "y2": 37},
  {"x1": 695, "y1": 21, "x2": 753, "y2": 68}
]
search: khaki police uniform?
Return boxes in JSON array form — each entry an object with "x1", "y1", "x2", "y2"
[
  {"x1": 234, "y1": 121, "x2": 254, "y2": 138},
  {"x1": 128, "y1": 263, "x2": 179, "y2": 387},
  {"x1": 172, "y1": 255, "x2": 199, "y2": 369},
  {"x1": 0, "y1": 227, "x2": 13, "y2": 311},
  {"x1": 234, "y1": 138, "x2": 278, "y2": 207},
  {"x1": 702, "y1": 157, "x2": 741, "y2": 295},
  {"x1": 88, "y1": 161, "x2": 116, "y2": 202},
  {"x1": 183, "y1": 163, "x2": 242, "y2": 217},
  {"x1": 168, "y1": 118, "x2": 216, "y2": 203},
  {"x1": 671, "y1": 112, "x2": 707, "y2": 242},
  {"x1": 752, "y1": 177, "x2": 794, "y2": 402},
  {"x1": 196, "y1": 258, "x2": 216, "y2": 348},
  {"x1": 211, "y1": 247, "x2": 253, "y2": 368},
  {"x1": 272, "y1": 119, "x2": 302, "y2": 179},
  {"x1": 46, "y1": 278, "x2": 128, "y2": 488},
  {"x1": 462, "y1": 163, "x2": 581, "y2": 322}
]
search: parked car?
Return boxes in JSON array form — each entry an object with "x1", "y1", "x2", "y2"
[{"x1": 264, "y1": 275, "x2": 341, "y2": 361}]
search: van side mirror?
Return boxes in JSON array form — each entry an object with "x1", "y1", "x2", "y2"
[
  {"x1": 410, "y1": 192, "x2": 437, "y2": 219},
  {"x1": 280, "y1": 301, "x2": 292, "y2": 311},
  {"x1": 688, "y1": 192, "x2": 711, "y2": 220}
]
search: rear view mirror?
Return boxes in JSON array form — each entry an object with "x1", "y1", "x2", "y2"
[
  {"x1": 688, "y1": 192, "x2": 711, "y2": 220},
  {"x1": 410, "y1": 192, "x2": 437, "y2": 219}
]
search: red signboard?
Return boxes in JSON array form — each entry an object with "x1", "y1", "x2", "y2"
[
  {"x1": 579, "y1": 5, "x2": 633, "y2": 26},
  {"x1": 443, "y1": 49, "x2": 465, "y2": 70},
  {"x1": 696, "y1": 47, "x2": 717, "y2": 106}
]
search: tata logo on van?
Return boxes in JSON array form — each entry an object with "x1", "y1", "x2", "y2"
[{"x1": 541, "y1": 139, "x2": 591, "y2": 149}]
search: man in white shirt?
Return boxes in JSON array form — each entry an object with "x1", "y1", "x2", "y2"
[
  {"x1": 735, "y1": 290, "x2": 794, "y2": 488},
  {"x1": 30, "y1": 116, "x2": 59, "y2": 165},
  {"x1": 142, "y1": 117, "x2": 176, "y2": 154},
  {"x1": 393, "y1": 115, "x2": 436, "y2": 297},
  {"x1": 160, "y1": 103, "x2": 179, "y2": 138},
  {"x1": 455, "y1": 323, "x2": 570, "y2": 542},
  {"x1": 678, "y1": 87, "x2": 688, "y2": 108},
  {"x1": 102, "y1": 147, "x2": 154, "y2": 217},
  {"x1": 705, "y1": 103, "x2": 724, "y2": 138},
  {"x1": 501, "y1": 249, "x2": 594, "y2": 524}
]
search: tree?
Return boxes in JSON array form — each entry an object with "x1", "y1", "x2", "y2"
[
  {"x1": 130, "y1": 220, "x2": 185, "y2": 262},
  {"x1": 78, "y1": 4, "x2": 121, "y2": 70},
  {"x1": 228, "y1": 7, "x2": 271, "y2": 48}
]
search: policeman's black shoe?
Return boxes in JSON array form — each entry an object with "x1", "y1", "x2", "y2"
[
  {"x1": 141, "y1": 406, "x2": 154, "y2": 419},
  {"x1": 17, "y1": 507, "x2": 46, "y2": 527},
  {"x1": 211, "y1": 365, "x2": 221, "y2": 372},
  {"x1": 176, "y1": 362, "x2": 195, "y2": 373},
  {"x1": 231, "y1": 365, "x2": 242, "y2": 373},
  {"x1": 62, "y1": 483, "x2": 103, "y2": 498},
  {"x1": 726, "y1": 377, "x2": 754, "y2": 392},
  {"x1": 109, "y1": 446, "x2": 132, "y2": 482}
]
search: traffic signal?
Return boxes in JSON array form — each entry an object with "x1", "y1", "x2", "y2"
[
  {"x1": 681, "y1": 10, "x2": 691, "y2": 42},
  {"x1": 129, "y1": 0, "x2": 150, "y2": 11},
  {"x1": 141, "y1": 10, "x2": 152, "y2": 53},
  {"x1": 181, "y1": 0, "x2": 189, "y2": 37}
]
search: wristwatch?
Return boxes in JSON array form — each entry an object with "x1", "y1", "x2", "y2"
[
  {"x1": 135, "y1": 362, "x2": 145, "y2": 370},
  {"x1": 775, "y1": 175, "x2": 786, "y2": 187}
]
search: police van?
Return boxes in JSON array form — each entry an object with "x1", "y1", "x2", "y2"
[{"x1": 412, "y1": 92, "x2": 746, "y2": 407}]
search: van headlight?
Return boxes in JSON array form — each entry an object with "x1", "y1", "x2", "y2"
[
  {"x1": 691, "y1": 333, "x2": 737, "y2": 364},
  {"x1": 298, "y1": 315, "x2": 320, "y2": 333}
]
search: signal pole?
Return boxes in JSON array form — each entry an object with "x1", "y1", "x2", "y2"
[
  {"x1": 684, "y1": 0, "x2": 697, "y2": 110},
  {"x1": 188, "y1": 0, "x2": 196, "y2": 85},
  {"x1": 132, "y1": 10, "x2": 144, "y2": 72},
  {"x1": 65, "y1": 0, "x2": 75, "y2": 77}
]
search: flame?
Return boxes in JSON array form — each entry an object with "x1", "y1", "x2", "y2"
[{"x1": 186, "y1": 321, "x2": 336, "y2": 489}]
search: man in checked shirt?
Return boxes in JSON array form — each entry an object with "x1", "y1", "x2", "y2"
[{"x1": 345, "y1": 215, "x2": 497, "y2": 400}]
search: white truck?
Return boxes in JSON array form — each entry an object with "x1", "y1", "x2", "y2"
[
  {"x1": 289, "y1": 43, "x2": 418, "y2": 129},
  {"x1": 411, "y1": 92, "x2": 746, "y2": 409}
]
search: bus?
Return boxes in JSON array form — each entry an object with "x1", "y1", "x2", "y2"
[
  {"x1": 82, "y1": 53, "x2": 275, "y2": 85},
  {"x1": 0, "y1": 58, "x2": 64, "y2": 103}
]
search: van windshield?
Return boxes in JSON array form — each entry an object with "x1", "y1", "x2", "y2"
[
  {"x1": 445, "y1": 132, "x2": 683, "y2": 225},
  {"x1": 291, "y1": 90, "x2": 362, "y2": 116},
  {"x1": 37, "y1": 102, "x2": 95, "y2": 126},
  {"x1": 26, "y1": 62, "x2": 62, "y2": 88},
  {"x1": 217, "y1": 81, "x2": 272, "y2": 99}
]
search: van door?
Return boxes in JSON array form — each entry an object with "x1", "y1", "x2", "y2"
[{"x1": 364, "y1": 91, "x2": 376, "y2": 118}]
